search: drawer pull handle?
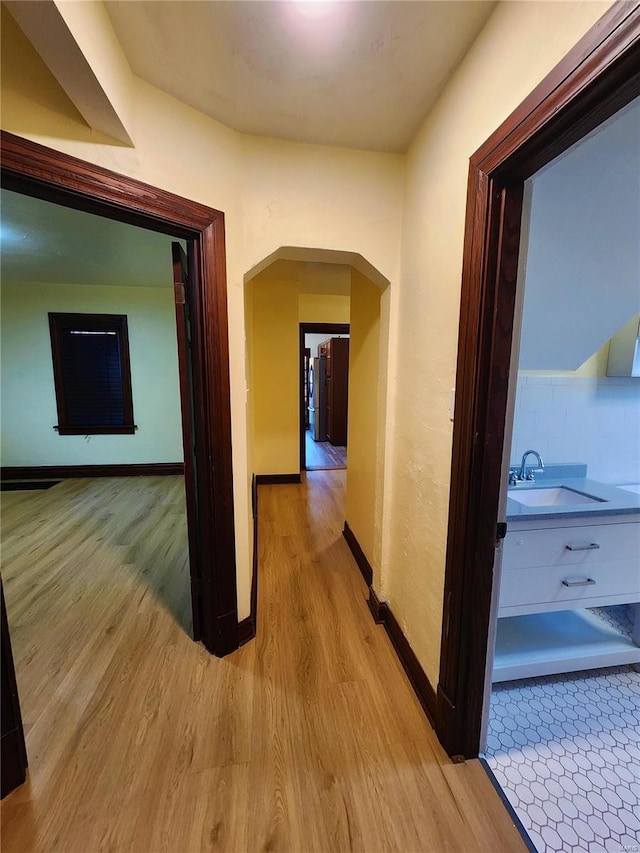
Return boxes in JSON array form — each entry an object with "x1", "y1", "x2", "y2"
[
  {"x1": 565, "y1": 542, "x2": 600, "y2": 551},
  {"x1": 562, "y1": 578, "x2": 596, "y2": 587}
]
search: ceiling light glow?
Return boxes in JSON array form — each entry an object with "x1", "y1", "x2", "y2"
[
  {"x1": 291, "y1": 1, "x2": 341, "y2": 21},
  {"x1": 281, "y1": 0, "x2": 354, "y2": 59}
]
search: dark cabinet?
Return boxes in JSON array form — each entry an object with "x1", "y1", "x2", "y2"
[{"x1": 318, "y1": 337, "x2": 349, "y2": 446}]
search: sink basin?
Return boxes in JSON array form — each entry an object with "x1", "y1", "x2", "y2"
[{"x1": 509, "y1": 486, "x2": 604, "y2": 507}]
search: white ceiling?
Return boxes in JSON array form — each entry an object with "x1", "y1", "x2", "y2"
[
  {"x1": 0, "y1": 190, "x2": 177, "y2": 287},
  {"x1": 104, "y1": 0, "x2": 496, "y2": 153}
]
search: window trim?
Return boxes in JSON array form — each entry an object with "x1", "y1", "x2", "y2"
[{"x1": 48, "y1": 312, "x2": 136, "y2": 435}]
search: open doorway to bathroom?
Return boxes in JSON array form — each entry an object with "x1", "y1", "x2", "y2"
[
  {"x1": 479, "y1": 96, "x2": 640, "y2": 852},
  {"x1": 300, "y1": 322, "x2": 350, "y2": 472}
]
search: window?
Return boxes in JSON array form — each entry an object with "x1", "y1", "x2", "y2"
[{"x1": 48, "y1": 313, "x2": 136, "y2": 435}]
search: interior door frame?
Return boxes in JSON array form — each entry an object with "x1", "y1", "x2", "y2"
[
  {"x1": 299, "y1": 322, "x2": 350, "y2": 471},
  {"x1": 437, "y1": 4, "x2": 640, "y2": 758},
  {"x1": 0, "y1": 131, "x2": 238, "y2": 658}
]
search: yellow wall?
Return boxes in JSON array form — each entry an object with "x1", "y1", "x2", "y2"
[
  {"x1": 247, "y1": 267, "x2": 350, "y2": 476},
  {"x1": 299, "y1": 293, "x2": 350, "y2": 324},
  {"x1": 1, "y1": 282, "x2": 183, "y2": 466},
  {"x1": 244, "y1": 272, "x2": 256, "y2": 496},
  {"x1": 249, "y1": 278, "x2": 300, "y2": 475},
  {"x1": 384, "y1": 0, "x2": 612, "y2": 688},
  {"x1": 344, "y1": 271, "x2": 382, "y2": 570}
]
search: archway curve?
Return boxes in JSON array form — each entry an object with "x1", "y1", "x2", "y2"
[{"x1": 244, "y1": 246, "x2": 391, "y2": 289}]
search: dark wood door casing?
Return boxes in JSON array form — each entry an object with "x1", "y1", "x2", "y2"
[
  {"x1": 1, "y1": 581, "x2": 28, "y2": 799},
  {"x1": 0, "y1": 131, "x2": 238, "y2": 658},
  {"x1": 172, "y1": 241, "x2": 203, "y2": 641},
  {"x1": 299, "y1": 322, "x2": 349, "y2": 471},
  {"x1": 437, "y1": 5, "x2": 640, "y2": 758}
]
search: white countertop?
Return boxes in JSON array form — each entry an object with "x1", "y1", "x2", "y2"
[{"x1": 505, "y1": 477, "x2": 640, "y2": 521}]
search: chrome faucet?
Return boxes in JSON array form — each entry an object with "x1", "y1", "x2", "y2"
[{"x1": 517, "y1": 449, "x2": 544, "y2": 482}]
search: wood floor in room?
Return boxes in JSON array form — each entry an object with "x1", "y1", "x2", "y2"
[
  {"x1": 0, "y1": 473, "x2": 525, "y2": 853},
  {"x1": 305, "y1": 430, "x2": 347, "y2": 470}
]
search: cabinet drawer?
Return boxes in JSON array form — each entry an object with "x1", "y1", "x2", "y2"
[
  {"x1": 499, "y1": 558, "x2": 640, "y2": 610},
  {"x1": 503, "y1": 522, "x2": 640, "y2": 570}
]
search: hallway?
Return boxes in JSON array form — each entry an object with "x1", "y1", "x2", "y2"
[{"x1": 1, "y1": 472, "x2": 524, "y2": 852}]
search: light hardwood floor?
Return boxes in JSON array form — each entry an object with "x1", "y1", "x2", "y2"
[{"x1": 1, "y1": 473, "x2": 525, "y2": 852}]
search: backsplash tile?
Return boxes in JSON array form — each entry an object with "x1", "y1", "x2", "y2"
[{"x1": 511, "y1": 376, "x2": 640, "y2": 485}]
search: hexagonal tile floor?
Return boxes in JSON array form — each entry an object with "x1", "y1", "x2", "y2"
[{"x1": 484, "y1": 606, "x2": 640, "y2": 853}]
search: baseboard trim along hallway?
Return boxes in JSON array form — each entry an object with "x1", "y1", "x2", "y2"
[
  {"x1": 342, "y1": 521, "x2": 373, "y2": 585},
  {"x1": 254, "y1": 473, "x2": 301, "y2": 485},
  {"x1": 368, "y1": 581, "x2": 439, "y2": 730},
  {"x1": 342, "y1": 519, "x2": 439, "y2": 731}
]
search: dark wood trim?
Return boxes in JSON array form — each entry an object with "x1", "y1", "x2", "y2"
[
  {"x1": 473, "y1": 2, "x2": 640, "y2": 178},
  {"x1": 438, "y1": 5, "x2": 640, "y2": 758},
  {"x1": 1, "y1": 463, "x2": 184, "y2": 480},
  {"x1": 1, "y1": 481, "x2": 60, "y2": 492},
  {"x1": 48, "y1": 312, "x2": 135, "y2": 435},
  {"x1": 237, "y1": 615, "x2": 255, "y2": 645},
  {"x1": 1, "y1": 130, "x2": 238, "y2": 658},
  {"x1": 344, "y1": 508, "x2": 438, "y2": 730},
  {"x1": 366, "y1": 587, "x2": 438, "y2": 729},
  {"x1": 255, "y1": 473, "x2": 301, "y2": 485},
  {"x1": 1, "y1": 582, "x2": 28, "y2": 799},
  {"x1": 342, "y1": 522, "x2": 373, "y2": 586},
  {"x1": 300, "y1": 323, "x2": 351, "y2": 334},
  {"x1": 0, "y1": 730, "x2": 28, "y2": 800},
  {"x1": 251, "y1": 477, "x2": 258, "y2": 627},
  {"x1": 367, "y1": 586, "x2": 385, "y2": 624},
  {"x1": 171, "y1": 241, "x2": 202, "y2": 641},
  {"x1": 55, "y1": 426, "x2": 137, "y2": 436},
  {"x1": 0, "y1": 134, "x2": 218, "y2": 235},
  {"x1": 299, "y1": 322, "x2": 350, "y2": 472},
  {"x1": 238, "y1": 475, "x2": 259, "y2": 646}
]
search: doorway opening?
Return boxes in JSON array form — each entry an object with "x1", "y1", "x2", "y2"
[
  {"x1": 1, "y1": 132, "x2": 237, "y2": 797},
  {"x1": 300, "y1": 322, "x2": 350, "y2": 472},
  {"x1": 0, "y1": 190, "x2": 201, "y2": 633},
  {"x1": 0, "y1": 188, "x2": 199, "y2": 798},
  {"x1": 436, "y1": 6, "x2": 639, "y2": 769},
  {"x1": 476, "y1": 96, "x2": 640, "y2": 851}
]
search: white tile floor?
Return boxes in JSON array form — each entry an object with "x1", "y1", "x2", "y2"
[{"x1": 484, "y1": 606, "x2": 640, "y2": 853}]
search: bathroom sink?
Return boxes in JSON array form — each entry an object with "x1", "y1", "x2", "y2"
[{"x1": 509, "y1": 486, "x2": 604, "y2": 507}]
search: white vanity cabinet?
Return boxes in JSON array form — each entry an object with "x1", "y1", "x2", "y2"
[
  {"x1": 499, "y1": 519, "x2": 640, "y2": 616},
  {"x1": 493, "y1": 514, "x2": 640, "y2": 682}
]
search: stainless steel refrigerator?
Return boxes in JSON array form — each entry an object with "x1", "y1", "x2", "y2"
[{"x1": 308, "y1": 357, "x2": 327, "y2": 441}]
